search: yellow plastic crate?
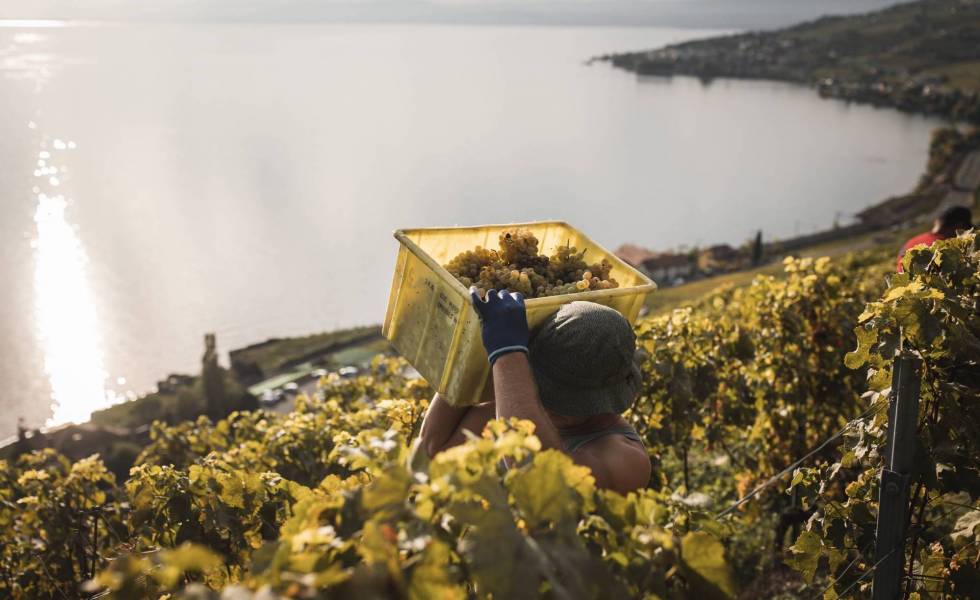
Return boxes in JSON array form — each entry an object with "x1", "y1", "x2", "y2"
[{"x1": 382, "y1": 221, "x2": 657, "y2": 407}]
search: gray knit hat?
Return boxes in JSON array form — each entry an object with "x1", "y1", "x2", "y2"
[{"x1": 528, "y1": 301, "x2": 641, "y2": 417}]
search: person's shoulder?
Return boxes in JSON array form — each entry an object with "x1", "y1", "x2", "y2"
[
  {"x1": 575, "y1": 434, "x2": 650, "y2": 494},
  {"x1": 904, "y1": 231, "x2": 943, "y2": 249}
]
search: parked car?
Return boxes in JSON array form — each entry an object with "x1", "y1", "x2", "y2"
[
  {"x1": 338, "y1": 366, "x2": 359, "y2": 378},
  {"x1": 259, "y1": 389, "x2": 284, "y2": 405}
]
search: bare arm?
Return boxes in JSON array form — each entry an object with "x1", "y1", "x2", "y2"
[
  {"x1": 418, "y1": 393, "x2": 467, "y2": 457},
  {"x1": 419, "y1": 393, "x2": 495, "y2": 458},
  {"x1": 492, "y1": 352, "x2": 563, "y2": 451}
]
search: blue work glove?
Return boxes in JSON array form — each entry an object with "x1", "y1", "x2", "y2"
[{"x1": 470, "y1": 287, "x2": 530, "y2": 365}]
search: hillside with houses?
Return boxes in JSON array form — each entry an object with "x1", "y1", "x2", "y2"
[{"x1": 595, "y1": 0, "x2": 980, "y2": 123}]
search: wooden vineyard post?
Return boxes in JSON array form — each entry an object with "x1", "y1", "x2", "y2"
[{"x1": 871, "y1": 354, "x2": 921, "y2": 600}]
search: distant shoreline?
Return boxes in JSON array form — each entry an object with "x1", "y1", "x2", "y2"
[{"x1": 593, "y1": 0, "x2": 980, "y2": 125}]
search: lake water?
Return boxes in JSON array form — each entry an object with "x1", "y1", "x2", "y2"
[{"x1": 0, "y1": 22, "x2": 944, "y2": 436}]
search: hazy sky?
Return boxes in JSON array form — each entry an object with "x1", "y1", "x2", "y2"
[{"x1": 2, "y1": 0, "x2": 905, "y2": 29}]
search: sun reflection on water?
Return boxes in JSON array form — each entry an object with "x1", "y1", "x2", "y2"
[{"x1": 31, "y1": 140, "x2": 111, "y2": 426}]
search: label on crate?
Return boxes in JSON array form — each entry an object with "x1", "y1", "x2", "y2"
[{"x1": 435, "y1": 289, "x2": 460, "y2": 325}]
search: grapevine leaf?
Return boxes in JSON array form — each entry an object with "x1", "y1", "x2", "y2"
[
  {"x1": 217, "y1": 472, "x2": 246, "y2": 509},
  {"x1": 952, "y1": 509, "x2": 980, "y2": 545},
  {"x1": 362, "y1": 466, "x2": 411, "y2": 517},
  {"x1": 508, "y1": 450, "x2": 595, "y2": 528},
  {"x1": 680, "y1": 531, "x2": 736, "y2": 599},
  {"x1": 359, "y1": 520, "x2": 404, "y2": 587},
  {"x1": 458, "y1": 517, "x2": 537, "y2": 600},
  {"x1": 918, "y1": 545, "x2": 948, "y2": 598},
  {"x1": 844, "y1": 326, "x2": 877, "y2": 370},
  {"x1": 249, "y1": 541, "x2": 280, "y2": 575},
  {"x1": 534, "y1": 535, "x2": 629, "y2": 599},
  {"x1": 785, "y1": 530, "x2": 822, "y2": 583},
  {"x1": 153, "y1": 543, "x2": 222, "y2": 588},
  {"x1": 408, "y1": 540, "x2": 465, "y2": 600}
]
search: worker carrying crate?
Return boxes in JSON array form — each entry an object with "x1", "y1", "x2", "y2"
[{"x1": 383, "y1": 221, "x2": 656, "y2": 493}]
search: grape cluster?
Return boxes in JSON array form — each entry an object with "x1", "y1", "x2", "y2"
[{"x1": 445, "y1": 229, "x2": 619, "y2": 298}]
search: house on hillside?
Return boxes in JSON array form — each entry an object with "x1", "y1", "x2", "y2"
[
  {"x1": 614, "y1": 244, "x2": 658, "y2": 269},
  {"x1": 641, "y1": 253, "x2": 695, "y2": 286},
  {"x1": 698, "y1": 244, "x2": 740, "y2": 274}
]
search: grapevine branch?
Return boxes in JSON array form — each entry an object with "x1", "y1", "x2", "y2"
[
  {"x1": 716, "y1": 403, "x2": 883, "y2": 519},
  {"x1": 822, "y1": 545, "x2": 898, "y2": 600},
  {"x1": 814, "y1": 542, "x2": 873, "y2": 599},
  {"x1": 928, "y1": 499, "x2": 980, "y2": 512},
  {"x1": 904, "y1": 481, "x2": 930, "y2": 599},
  {"x1": 37, "y1": 555, "x2": 71, "y2": 600}
]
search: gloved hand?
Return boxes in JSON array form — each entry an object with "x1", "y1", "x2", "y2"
[{"x1": 470, "y1": 287, "x2": 530, "y2": 365}]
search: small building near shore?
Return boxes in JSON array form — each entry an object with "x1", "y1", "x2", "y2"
[
  {"x1": 698, "y1": 244, "x2": 740, "y2": 274},
  {"x1": 614, "y1": 244, "x2": 659, "y2": 270},
  {"x1": 641, "y1": 253, "x2": 696, "y2": 286}
]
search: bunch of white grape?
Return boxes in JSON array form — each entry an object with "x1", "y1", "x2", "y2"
[{"x1": 444, "y1": 228, "x2": 619, "y2": 299}]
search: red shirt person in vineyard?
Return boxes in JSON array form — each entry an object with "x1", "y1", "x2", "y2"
[
  {"x1": 896, "y1": 205, "x2": 972, "y2": 272},
  {"x1": 419, "y1": 295, "x2": 651, "y2": 495}
]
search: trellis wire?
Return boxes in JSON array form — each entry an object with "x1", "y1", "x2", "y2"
[
  {"x1": 715, "y1": 403, "x2": 884, "y2": 519},
  {"x1": 826, "y1": 546, "x2": 898, "y2": 599},
  {"x1": 813, "y1": 543, "x2": 872, "y2": 599}
]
